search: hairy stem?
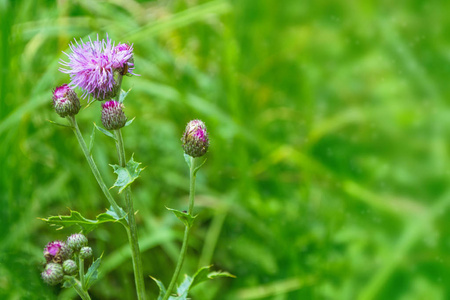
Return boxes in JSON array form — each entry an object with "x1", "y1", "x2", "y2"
[
  {"x1": 66, "y1": 115, "x2": 123, "y2": 218},
  {"x1": 163, "y1": 156, "x2": 197, "y2": 300},
  {"x1": 71, "y1": 277, "x2": 92, "y2": 300},
  {"x1": 79, "y1": 255, "x2": 85, "y2": 290},
  {"x1": 114, "y1": 129, "x2": 146, "y2": 300}
]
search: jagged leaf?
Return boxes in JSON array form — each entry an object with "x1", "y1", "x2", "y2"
[
  {"x1": 84, "y1": 256, "x2": 102, "y2": 290},
  {"x1": 62, "y1": 276, "x2": 76, "y2": 288},
  {"x1": 150, "y1": 276, "x2": 166, "y2": 300},
  {"x1": 110, "y1": 155, "x2": 144, "y2": 193},
  {"x1": 190, "y1": 266, "x2": 235, "y2": 289},
  {"x1": 166, "y1": 207, "x2": 196, "y2": 228},
  {"x1": 94, "y1": 122, "x2": 116, "y2": 140},
  {"x1": 40, "y1": 209, "x2": 126, "y2": 233}
]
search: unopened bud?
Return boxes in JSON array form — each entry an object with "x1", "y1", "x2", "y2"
[
  {"x1": 101, "y1": 100, "x2": 127, "y2": 130},
  {"x1": 181, "y1": 119, "x2": 209, "y2": 157},
  {"x1": 52, "y1": 84, "x2": 81, "y2": 117},
  {"x1": 80, "y1": 247, "x2": 92, "y2": 259},
  {"x1": 62, "y1": 259, "x2": 78, "y2": 275},
  {"x1": 41, "y1": 263, "x2": 64, "y2": 285},
  {"x1": 66, "y1": 233, "x2": 88, "y2": 251}
]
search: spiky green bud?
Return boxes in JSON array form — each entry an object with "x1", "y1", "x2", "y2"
[
  {"x1": 101, "y1": 100, "x2": 127, "y2": 130},
  {"x1": 80, "y1": 247, "x2": 92, "y2": 259},
  {"x1": 41, "y1": 263, "x2": 64, "y2": 286},
  {"x1": 62, "y1": 259, "x2": 78, "y2": 275},
  {"x1": 66, "y1": 233, "x2": 88, "y2": 251}
]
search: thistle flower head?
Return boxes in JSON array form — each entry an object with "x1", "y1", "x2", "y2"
[
  {"x1": 80, "y1": 246, "x2": 93, "y2": 259},
  {"x1": 41, "y1": 263, "x2": 64, "y2": 286},
  {"x1": 43, "y1": 240, "x2": 72, "y2": 263},
  {"x1": 181, "y1": 119, "x2": 209, "y2": 157},
  {"x1": 101, "y1": 100, "x2": 127, "y2": 130},
  {"x1": 66, "y1": 233, "x2": 88, "y2": 251},
  {"x1": 62, "y1": 259, "x2": 78, "y2": 275},
  {"x1": 52, "y1": 84, "x2": 81, "y2": 117},
  {"x1": 59, "y1": 34, "x2": 136, "y2": 101}
]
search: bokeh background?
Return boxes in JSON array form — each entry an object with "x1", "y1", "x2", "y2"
[{"x1": 1, "y1": 0, "x2": 450, "y2": 299}]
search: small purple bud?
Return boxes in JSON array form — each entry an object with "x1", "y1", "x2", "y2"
[
  {"x1": 80, "y1": 246, "x2": 92, "y2": 259},
  {"x1": 181, "y1": 119, "x2": 209, "y2": 157},
  {"x1": 101, "y1": 100, "x2": 127, "y2": 130},
  {"x1": 66, "y1": 233, "x2": 88, "y2": 251},
  {"x1": 62, "y1": 259, "x2": 78, "y2": 275},
  {"x1": 52, "y1": 84, "x2": 81, "y2": 117},
  {"x1": 43, "y1": 240, "x2": 72, "y2": 264},
  {"x1": 41, "y1": 263, "x2": 64, "y2": 285}
]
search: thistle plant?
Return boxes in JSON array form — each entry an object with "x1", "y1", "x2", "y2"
[{"x1": 42, "y1": 34, "x2": 233, "y2": 299}]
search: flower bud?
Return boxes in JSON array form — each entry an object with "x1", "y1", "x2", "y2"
[
  {"x1": 44, "y1": 240, "x2": 73, "y2": 264},
  {"x1": 181, "y1": 119, "x2": 209, "y2": 157},
  {"x1": 66, "y1": 233, "x2": 88, "y2": 251},
  {"x1": 62, "y1": 259, "x2": 78, "y2": 275},
  {"x1": 101, "y1": 100, "x2": 127, "y2": 130},
  {"x1": 41, "y1": 263, "x2": 64, "y2": 285},
  {"x1": 52, "y1": 84, "x2": 81, "y2": 117},
  {"x1": 80, "y1": 247, "x2": 92, "y2": 259}
]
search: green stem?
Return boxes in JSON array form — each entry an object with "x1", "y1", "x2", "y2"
[
  {"x1": 71, "y1": 277, "x2": 92, "y2": 300},
  {"x1": 114, "y1": 129, "x2": 146, "y2": 300},
  {"x1": 79, "y1": 255, "x2": 85, "y2": 290},
  {"x1": 66, "y1": 115, "x2": 124, "y2": 218},
  {"x1": 163, "y1": 156, "x2": 197, "y2": 300}
]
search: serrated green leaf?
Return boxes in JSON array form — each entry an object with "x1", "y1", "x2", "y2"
[
  {"x1": 176, "y1": 275, "x2": 192, "y2": 299},
  {"x1": 166, "y1": 207, "x2": 196, "y2": 228},
  {"x1": 94, "y1": 122, "x2": 116, "y2": 140},
  {"x1": 190, "y1": 266, "x2": 236, "y2": 289},
  {"x1": 184, "y1": 153, "x2": 191, "y2": 168},
  {"x1": 89, "y1": 125, "x2": 96, "y2": 154},
  {"x1": 124, "y1": 117, "x2": 135, "y2": 127},
  {"x1": 110, "y1": 155, "x2": 144, "y2": 193},
  {"x1": 150, "y1": 276, "x2": 166, "y2": 300},
  {"x1": 84, "y1": 256, "x2": 102, "y2": 290},
  {"x1": 40, "y1": 209, "x2": 126, "y2": 233},
  {"x1": 62, "y1": 276, "x2": 76, "y2": 288}
]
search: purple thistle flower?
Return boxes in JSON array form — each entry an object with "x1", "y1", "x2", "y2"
[
  {"x1": 59, "y1": 34, "x2": 136, "y2": 101},
  {"x1": 43, "y1": 240, "x2": 72, "y2": 263}
]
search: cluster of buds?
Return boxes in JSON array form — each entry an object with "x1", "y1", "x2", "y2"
[
  {"x1": 41, "y1": 233, "x2": 92, "y2": 286},
  {"x1": 181, "y1": 119, "x2": 209, "y2": 157}
]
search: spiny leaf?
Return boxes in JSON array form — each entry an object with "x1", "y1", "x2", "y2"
[
  {"x1": 119, "y1": 88, "x2": 131, "y2": 103},
  {"x1": 110, "y1": 155, "x2": 144, "y2": 193},
  {"x1": 150, "y1": 276, "x2": 166, "y2": 300},
  {"x1": 40, "y1": 209, "x2": 126, "y2": 234},
  {"x1": 84, "y1": 255, "x2": 102, "y2": 290},
  {"x1": 166, "y1": 207, "x2": 196, "y2": 228},
  {"x1": 190, "y1": 265, "x2": 236, "y2": 289},
  {"x1": 94, "y1": 122, "x2": 116, "y2": 140}
]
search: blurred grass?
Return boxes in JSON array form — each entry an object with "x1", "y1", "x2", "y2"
[{"x1": 1, "y1": 0, "x2": 450, "y2": 299}]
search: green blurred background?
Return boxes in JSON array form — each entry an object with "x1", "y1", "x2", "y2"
[{"x1": 1, "y1": 0, "x2": 449, "y2": 299}]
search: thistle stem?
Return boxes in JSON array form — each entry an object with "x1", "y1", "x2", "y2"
[
  {"x1": 66, "y1": 115, "x2": 124, "y2": 218},
  {"x1": 163, "y1": 156, "x2": 197, "y2": 300},
  {"x1": 79, "y1": 255, "x2": 85, "y2": 290},
  {"x1": 71, "y1": 277, "x2": 92, "y2": 300},
  {"x1": 114, "y1": 129, "x2": 146, "y2": 300}
]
